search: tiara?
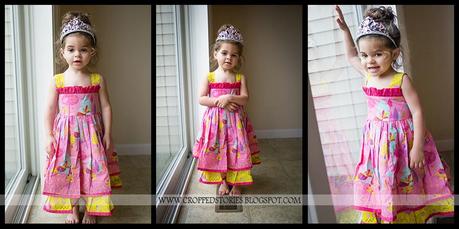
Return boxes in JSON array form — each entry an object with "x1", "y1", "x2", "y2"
[
  {"x1": 216, "y1": 25, "x2": 243, "y2": 44},
  {"x1": 355, "y1": 16, "x2": 397, "y2": 47},
  {"x1": 60, "y1": 17, "x2": 96, "y2": 44}
]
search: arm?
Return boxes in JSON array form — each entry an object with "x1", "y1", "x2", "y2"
[
  {"x1": 335, "y1": 5, "x2": 366, "y2": 76},
  {"x1": 99, "y1": 75, "x2": 114, "y2": 152},
  {"x1": 401, "y1": 74, "x2": 426, "y2": 169},
  {"x1": 198, "y1": 74, "x2": 217, "y2": 107},
  {"x1": 44, "y1": 77, "x2": 58, "y2": 154}
]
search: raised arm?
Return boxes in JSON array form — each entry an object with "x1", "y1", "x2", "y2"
[{"x1": 335, "y1": 5, "x2": 366, "y2": 76}]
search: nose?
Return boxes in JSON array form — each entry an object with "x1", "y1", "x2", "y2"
[{"x1": 367, "y1": 56, "x2": 376, "y2": 63}]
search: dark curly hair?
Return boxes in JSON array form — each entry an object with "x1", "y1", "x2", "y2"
[{"x1": 360, "y1": 6, "x2": 403, "y2": 69}]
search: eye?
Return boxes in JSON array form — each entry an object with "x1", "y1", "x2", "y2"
[
  {"x1": 376, "y1": 53, "x2": 383, "y2": 56},
  {"x1": 67, "y1": 48, "x2": 74, "y2": 52}
]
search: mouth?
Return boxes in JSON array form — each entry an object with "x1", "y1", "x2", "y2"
[
  {"x1": 73, "y1": 60, "x2": 82, "y2": 64},
  {"x1": 368, "y1": 66, "x2": 380, "y2": 72}
]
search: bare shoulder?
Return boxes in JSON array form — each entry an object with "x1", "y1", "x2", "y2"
[
  {"x1": 401, "y1": 73, "x2": 414, "y2": 85},
  {"x1": 401, "y1": 73, "x2": 417, "y2": 92},
  {"x1": 402, "y1": 72, "x2": 413, "y2": 80}
]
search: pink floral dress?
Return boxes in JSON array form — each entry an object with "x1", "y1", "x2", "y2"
[
  {"x1": 353, "y1": 72, "x2": 453, "y2": 223},
  {"x1": 43, "y1": 73, "x2": 121, "y2": 216},
  {"x1": 192, "y1": 72, "x2": 261, "y2": 186}
]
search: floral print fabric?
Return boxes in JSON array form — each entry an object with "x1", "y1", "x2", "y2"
[
  {"x1": 43, "y1": 73, "x2": 121, "y2": 215},
  {"x1": 353, "y1": 72, "x2": 453, "y2": 223},
  {"x1": 192, "y1": 72, "x2": 260, "y2": 186}
]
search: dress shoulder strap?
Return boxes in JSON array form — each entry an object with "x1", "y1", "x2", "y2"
[
  {"x1": 207, "y1": 72, "x2": 215, "y2": 83},
  {"x1": 54, "y1": 73, "x2": 64, "y2": 88},
  {"x1": 364, "y1": 74, "x2": 371, "y2": 86},
  {"x1": 90, "y1": 73, "x2": 101, "y2": 86},
  {"x1": 236, "y1": 73, "x2": 241, "y2": 82},
  {"x1": 388, "y1": 72, "x2": 404, "y2": 88}
]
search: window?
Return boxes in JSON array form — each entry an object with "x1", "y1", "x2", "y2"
[
  {"x1": 4, "y1": 5, "x2": 53, "y2": 223},
  {"x1": 5, "y1": 5, "x2": 23, "y2": 194},
  {"x1": 307, "y1": 5, "x2": 401, "y2": 223},
  {"x1": 156, "y1": 5, "x2": 183, "y2": 186},
  {"x1": 4, "y1": 5, "x2": 33, "y2": 223},
  {"x1": 156, "y1": 5, "x2": 209, "y2": 223},
  {"x1": 156, "y1": 5, "x2": 197, "y2": 223}
]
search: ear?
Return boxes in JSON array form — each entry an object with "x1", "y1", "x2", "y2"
[
  {"x1": 392, "y1": 48, "x2": 401, "y2": 60},
  {"x1": 213, "y1": 50, "x2": 218, "y2": 59}
]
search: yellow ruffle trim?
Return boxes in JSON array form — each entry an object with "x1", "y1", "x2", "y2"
[
  {"x1": 336, "y1": 196, "x2": 454, "y2": 223},
  {"x1": 85, "y1": 196, "x2": 114, "y2": 215},
  {"x1": 44, "y1": 196, "x2": 73, "y2": 212},
  {"x1": 44, "y1": 195, "x2": 114, "y2": 215},
  {"x1": 201, "y1": 170, "x2": 253, "y2": 185},
  {"x1": 90, "y1": 73, "x2": 101, "y2": 85},
  {"x1": 53, "y1": 73, "x2": 101, "y2": 88},
  {"x1": 54, "y1": 74, "x2": 64, "y2": 88},
  {"x1": 207, "y1": 72, "x2": 242, "y2": 83}
]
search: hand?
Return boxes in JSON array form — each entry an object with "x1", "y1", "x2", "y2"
[
  {"x1": 409, "y1": 146, "x2": 425, "y2": 170},
  {"x1": 335, "y1": 5, "x2": 349, "y2": 31},
  {"x1": 225, "y1": 102, "x2": 239, "y2": 112},
  {"x1": 215, "y1": 95, "x2": 232, "y2": 108},
  {"x1": 45, "y1": 134, "x2": 57, "y2": 158},
  {"x1": 103, "y1": 135, "x2": 114, "y2": 154}
]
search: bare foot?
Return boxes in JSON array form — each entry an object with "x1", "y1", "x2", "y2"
[
  {"x1": 218, "y1": 181, "x2": 229, "y2": 195},
  {"x1": 229, "y1": 185, "x2": 241, "y2": 196},
  {"x1": 82, "y1": 211, "x2": 97, "y2": 224},
  {"x1": 65, "y1": 205, "x2": 79, "y2": 224}
]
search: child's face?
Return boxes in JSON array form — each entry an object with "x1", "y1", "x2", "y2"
[
  {"x1": 214, "y1": 42, "x2": 240, "y2": 71},
  {"x1": 358, "y1": 37, "x2": 399, "y2": 77},
  {"x1": 61, "y1": 33, "x2": 95, "y2": 71}
]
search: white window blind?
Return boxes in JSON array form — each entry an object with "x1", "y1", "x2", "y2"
[
  {"x1": 156, "y1": 5, "x2": 182, "y2": 185},
  {"x1": 308, "y1": 5, "x2": 364, "y2": 176},
  {"x1": 4, "y1": 5, "x2": 21, "y2": 190}
]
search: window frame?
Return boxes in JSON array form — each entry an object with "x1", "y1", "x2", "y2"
[
  {"x1": 156, "y1": 5, "x2": 207, "y2": 223},
  {"x1": 4, "y1": 5, "x2": 34, "y2": 223},
  {"x1": 5, "y1": 5, "x2": 53, "y2": 223}
]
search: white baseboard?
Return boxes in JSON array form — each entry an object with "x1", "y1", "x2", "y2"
[
  {"x1": 255, "y1": 129, "x2": 302, "y2": 139},
  {"x1": 115, "y1": 144, "x2": 151, "y2": 155},
  {"x1": 436, "y1": 139, "x2": 453, "y2": 152}
]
